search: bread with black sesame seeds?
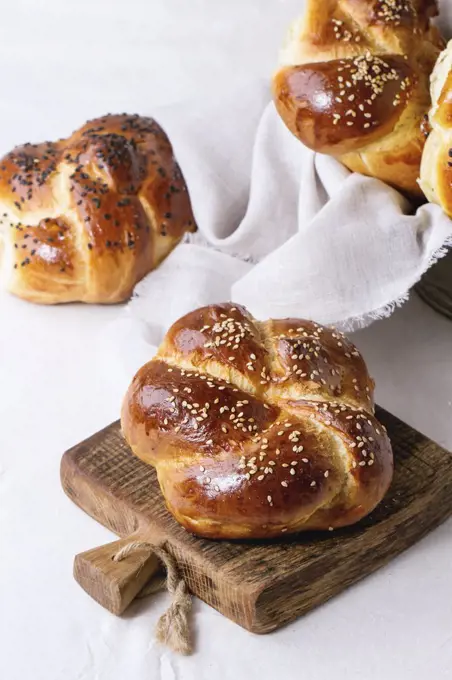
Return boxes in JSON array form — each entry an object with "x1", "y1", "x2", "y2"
[
  {"x1": 121, "y1": 303, "x2": 393, "y2": 540},
  {"x1": 419, "y1": 40, "x2": 452, "y2": 216},
  {"x1": 272, "y1": 0, "x2": 444, "y2": 197},
  {"x1": 0, "y1": 114, "x2": 196, "y2": 304}
]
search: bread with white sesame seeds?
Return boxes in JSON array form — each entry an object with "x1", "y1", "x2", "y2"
[
  {"x1": 121, "y1": 303, "x2": 393, "y2": 540},
  {"x1": 419, "y1": 40, "x2": 452, "y2": 216},
  {"x1": 273, "y1": 0, "x2": 444, "y2": 197},
  {"x1": 0, "y1": 114, "x2": 196, "y2": 304}
]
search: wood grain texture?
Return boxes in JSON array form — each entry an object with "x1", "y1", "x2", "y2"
[
  {"x1": 74, "y1": 535, "x2": 161, "y2": 615},
  {"x1": 61, "y1": 408, "x2": 452, "y2": 634}
]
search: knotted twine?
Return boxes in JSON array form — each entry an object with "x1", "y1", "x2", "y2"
[{"x1": 113, "y1": 541, "x2": 193, "y2": 655}]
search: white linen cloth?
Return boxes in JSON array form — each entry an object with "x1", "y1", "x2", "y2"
[{"x1": 132, "y1": 96, "x2": 452, "y2": 327}]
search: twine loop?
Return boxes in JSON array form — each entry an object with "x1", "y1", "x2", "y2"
[{"x1": 113, "y1": 541, "x2": 192, "y2": 655}]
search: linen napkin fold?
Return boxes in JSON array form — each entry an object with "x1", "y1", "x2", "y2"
[
  {"x1": 131, "y1": 80, "x2": 452, "y2": 320},
  {"x1": 99, "y1": 78, "x2": 452, "y2": 391}
]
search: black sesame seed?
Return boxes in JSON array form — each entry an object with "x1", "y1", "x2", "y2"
[
  {"x1": 104, "y1": 213, "x2": 111, "y2": 220},
  {"x1": 164, "y1": 212, "x2": 172, "y2": 219},
  {"x1": 87, "y1": 243, "x2": 93, "y2": 250}
]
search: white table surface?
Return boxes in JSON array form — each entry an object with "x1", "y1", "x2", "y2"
[{"x1": 1, "y1": 2, "x2": 452, "y2": 679}]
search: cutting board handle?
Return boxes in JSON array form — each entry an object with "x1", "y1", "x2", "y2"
[{"x1": 74, "y1": 534, "x2": 162, "y2": 615}]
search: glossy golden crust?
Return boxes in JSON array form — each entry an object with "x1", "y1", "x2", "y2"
[
  {"x1": 0, "y1": 114, "x2": 196, "y2": 304},
  {"x1": 274, "y1": 56, "x2": 415, "y2": 155},
  {"x1": 420, "y1": 42, "x2": 452, "y2": 216},
  {"x1": 273, "y1": 0, "x2": 444, "y2": 196},
  {"x1": 121, "y1": 304, "x2": 393, "y2": 539}
]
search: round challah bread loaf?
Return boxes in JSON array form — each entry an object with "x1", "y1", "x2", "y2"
[
  {"x1": 122, "y1": 303, "x2": 393, "y2": 539},
  {"x1": 419, "y1": 40, "x2": 452, "y2": 216},
  {"x1": 272, "y1": 0, "x2": 444, "y2": 197},
  {"x1": 0, "y1": 114, "x2": 196, "y2": 304}
]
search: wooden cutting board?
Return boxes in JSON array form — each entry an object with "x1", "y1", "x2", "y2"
[{"x1": 61, "y1": 407, "x2": 452, "y2": 634}]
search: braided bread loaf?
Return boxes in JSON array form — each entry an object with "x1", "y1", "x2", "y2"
[
  {"x1": 122, "y1": 304, "x2": 393, "y2": 539},
  {"x1": 272, "y1": 0, "x2": 444, "y2": 197},
  {"x1": 419, "y1": 40, "x2": 452, "y2": 216},
  {"x1": 0, "y1": 114, "x2": 195, "y2": 304}
]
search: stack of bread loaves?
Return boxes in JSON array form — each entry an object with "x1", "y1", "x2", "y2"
[{"x1": 272, "y1": 0, "x2": 445, "y2": 197}]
